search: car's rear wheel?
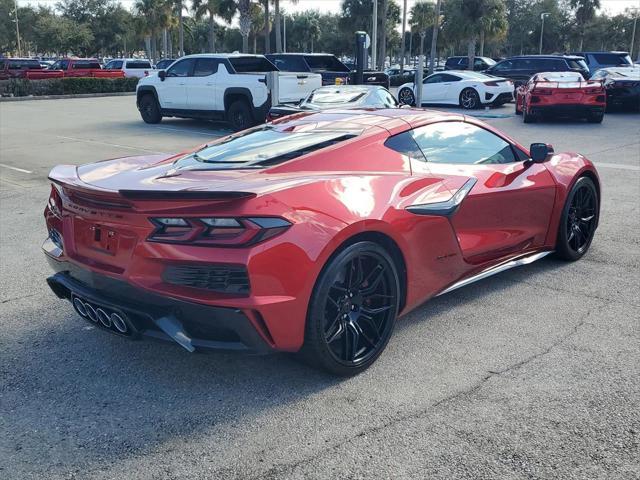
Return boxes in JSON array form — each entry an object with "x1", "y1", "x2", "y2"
[
  {"x1": 227, "y1": 100, "x2": 253, "y2": 131},
  {"x1": 523, "y1": 102, "x2": 536, "y2": 123},
  {"x1": 459, "y1": 88, "x2": 480, "y2": 109},
  {"x1": 139, "y1": 94, "x2": 162, "y2": 124},
  {"x1": 587, "y1": 112, "x2": 604, "y2": 123},
  {"x1": 556, "y1": 176, "x2": 599, "y2": 261},
  {"x1": 398, "y1": 87, "x2": 416, "y2": 106},
  {"x1": 300, "y1": 241, "x2": 400, "y2": 376}
]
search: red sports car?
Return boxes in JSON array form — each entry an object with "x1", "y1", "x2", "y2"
[
  {"x1": 43, "y1": 109, "x2": 600, "y2": 375},
  {"x1": 515, "y1": 72, "x2": 606, "y2": 123}
]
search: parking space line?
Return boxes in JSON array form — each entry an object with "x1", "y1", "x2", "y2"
[
  {"x1": 595, "y1": 162, "x2": 640, "y2": 172},
  {"x1": 0, "y1": 163, "x2": 33, "y2": 174},
  {"x1": 154, "y1": 126, "x2": 227, "y2": 137},
  {"x1": 53, "y1": 135, "x2": 163, "y2": 154}
]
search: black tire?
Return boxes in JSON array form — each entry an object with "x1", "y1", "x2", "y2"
[
  {"x1": 459, "y1": 88, "x2": 480, "y2": 109},
  {"x1": 227, "y1": 100, "x2": 254, "y2": 131},
  {"x1": 139, "y1": 94, "x2": 162, "y2": 124},
  {"x1": 398, "y1": 87, "x2": 416, "y2": 106},
  {"x1": 556, "y1": 176, "x2": 599, "y2": 261},
  {"x1": 299, "y1": 241, "x2": 400, "y2": 376},
  {"x1": 587, "y1": 112, "x2": 604, "y2": 123},
  {"x1": 523, "y1": 102, "x2": 536, "y2": 123}
]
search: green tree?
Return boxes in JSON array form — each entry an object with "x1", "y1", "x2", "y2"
[
  {"x1": 571, "y1": 0, "x2": 600, "y2": 50},
  {"x1": 192, "y1": 0, "x2": 235, "y2": 52}
]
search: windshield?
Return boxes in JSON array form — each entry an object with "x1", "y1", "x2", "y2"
[
  {"x1": 304, "y1": 55, "x2": 350, "y2": 72},
  {"x1": 172, "y1": 126, "x2": 358, "y2": 170},
  {"x1": 228, "y1": 56, "x2": 277, "y2": 73},
  {"x1": 303, "y1": 89, "x2": 368, "y2": 106},
  {"x1": 592, "y1": 53, "x2": 632, "y2": 66}
]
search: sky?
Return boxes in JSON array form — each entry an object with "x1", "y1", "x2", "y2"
[{"x1": 15, "y1": 0, "x2": 640, "y2": 15}]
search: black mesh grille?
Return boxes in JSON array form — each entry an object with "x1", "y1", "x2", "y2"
[{"x1": 162, "y1": 264, "x2": 250, "y2": 295}]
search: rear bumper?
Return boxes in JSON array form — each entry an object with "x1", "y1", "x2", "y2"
[
  {"x1": 486, "y1": 92, "x2": 513, "y2": 105},
  {"x1": 529, "y1": 104, "x2": 604, "y2": 117},
  {"x1": 44, "y1": 253, "x2": 274, "y2": 355}
]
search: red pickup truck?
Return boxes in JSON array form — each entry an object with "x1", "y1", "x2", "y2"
[
  {"x1": 49, "y1": 58, "x2": 125, "y2": 78},
  {"x1": 0, "y1": 58, "x2": 64, "y2": 80}
]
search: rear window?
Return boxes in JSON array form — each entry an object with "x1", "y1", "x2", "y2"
[
  {"x1": 591, "y1": 53, "x2": 632, "y2": 66},
  {"x1": 8, "y1": 59, "x2": 41, "y2": 69},
  {"x1": 126, "y1": 61, "x2": 151, "y2": 69},
  {"x1": 172, "y1": 126, "x2": 358, "y2": 170},
  {"x1": 228, "y1": 56, "x2": 277, "y2": 73},
  {"x1": 268, "y1": 56, "x2": 309, "y2": 72},
  {"x1": 304, "y1": 89, "x2": 368, "y2": 105},
  {"x1": 567, "y1": 59, "x2": 588, "y2": 70},
  {"x1": 73, "y1": 61, "x2": 101, "y2": 69},
  {"x1": 304, "y1": 55, "x2": 350, "y2": 72},
  {"x1": 105, "y1": 60, "x2": 123, "y2": 69}
]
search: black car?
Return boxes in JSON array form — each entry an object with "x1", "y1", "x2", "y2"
[
  {"x1": 484, "y1": 55, "x2": 590, "y2": 86},
  {"x1": 444, "y1": 56, "x2": 496, "y2": 71},
  {"x1": 590, "y1": 66, "x2": 640, "y2": 111},
  {"x1": 266, "y1": 85, "x2": 398, "y2": 121},
  {"x1": 266, "y1": 53, "x2": 390, "y2": 89}
]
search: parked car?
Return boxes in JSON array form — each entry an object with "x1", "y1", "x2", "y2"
[
  {"x1": 154, "y1": 58, "x2": 176, "y2": 70},
  {"x1": 43, "y1": 108, "x2": 601, "y2": 375},
  {"x1": 515, "y1": 72, "x2": 606, "y2": 123},
  {"x1": 136, "y1": 53, "x2": 321, "y2": 130},
  {"x1": 104, "y1": 58, "x2": 153, "y2": 78},
  {"x1": 0, "y1": 58, "x2": 62, "y2": 80},
  {"x1": 570, "y1": 51, "x2": 633, "y2": 75},
  {"x1": 49, "y1": 58, "x2": 125, "y2": 78},
  {"x1": 444, "y1": 56, "x2": 496, "y2": 71},
  {"x1": 484, "y1": 55, "x2": 590, "y2": 86},
  {"x1": 266, "y1": 53, "x2": 390, "y2": 88},
  {"x1": 397, "y1": 70, "x2": 513, "y2": 109},
  {"x1": 267, "y1": 85, "x2": 398, "y2": 121},
  {"x1": 590, "y1": 66, "x2": 640, "y2": 111}
]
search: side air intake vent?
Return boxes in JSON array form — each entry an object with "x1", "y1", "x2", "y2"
[{"x1": 162, "y1": 264, "x2": 250, "y2": 295}]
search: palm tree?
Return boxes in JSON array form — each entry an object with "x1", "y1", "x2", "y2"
[
  {"x1": 410, "y1": 0, "x2": 436, "y2": 55},
  {"x1": 262, "y1": 0, "x2": 270, "y2": 53},
  {"x1": 571, "y1": 0, "x2": 601, "y2": 50},
  {"x1": 136, "y1": 0, "x2": 164, "y2": 60},
  {"x1": 238, "y1": 0, "x2": 252, "y2": 53},
  {"x1": 274, "y1": 0, "x2": 297, "y2": 53},
  {"x1": 192, "y1": 0, "x2": 236, "y2": 52},
  {"x1": 378, "y1": 0, "x2": 389, "y2": 69}
]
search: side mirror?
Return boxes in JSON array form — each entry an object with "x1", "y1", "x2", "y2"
[
  {"x1": 158, "y1": 70, "x2": 166, "y2": 81},
  {"x1": 529, "y1": 143, "x2": 553, "y2": 163}
]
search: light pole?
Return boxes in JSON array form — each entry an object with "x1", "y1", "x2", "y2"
[
  {"x1": 372, "y1": 0, "x2": 378, "y2": 70},
  {"x1": 539, "y1": 12, "x2": 550, "y2": 55},
  {"x1": 283, "y1": 14, "x2": 286, "y2": 53},
  {"x1": 400, "y1": 0, "x2": 407, "y2": 74},
  {"x1": 630, "y1": 11, "x2": 638, "y2": 60},
  {"x1": 13, "y1": 0, "x2": 21, "y2": 57}
]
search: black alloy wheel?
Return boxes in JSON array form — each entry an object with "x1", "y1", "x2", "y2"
[
  {"x1": 139, "y1": 94, "x2": 162, "y2": 124},
  {"x1": 301, "y1": 241, "x2": 400, "y2": 376},
  {"x1": 399, "y1": 87, "x2": 416, "y2": 106},
  {"x1": 227, "y1": 100, "x2": 253, "y2": 131},
  {"x1": 556, "y1": 176, "x2": 598, "y2": 261}
]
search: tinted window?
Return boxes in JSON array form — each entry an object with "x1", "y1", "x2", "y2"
[
  {"x1": 172, "y1": 127, "x2": 358, "y2": 170},
  {"x1": 194, "y1": 58, "x2": 218, "y2": 76},
  {"x1": 268, "y1": 55, "x2": 309, "y2": 72},
  {"x1": 228, "y1": 56, "x2": 277, "y2": 73},
  {"x1": 156, "y1": 59, "x2": 175, "y2": 70},
  {"x1": 8, "y1": 59, "x2": 41, "y2": 69},
  {"x1": 592, "y1": 53, "x2": 632, "y2": 65},
  {"x1": 304, "y1": 55, "x2": 350, "y2": 72},
  {"x1": 384, "y1": 131, "x2": 427, "y2": 162},
  {"x1": 126, "y1": 61, "x2": 152, "y2": 69},
  {"x1": 73, "y1": 61, "x2": 101, "y2": 69},
  {"x1": 424, "y1": 74, "x2": 445, "y2": 84},
  {"x1": 567, "y1": 59, "x2": 588, "y2": 70},
  {"x1": 492, "y1": 59, "x2": 514, "y2": 71},
  {"x1": 167, "y1": 59, "x2": 195, "y2": 77},
  {"x1": 441, "y1": 73, "x2": 461, "y2": 82},
  {"x1": 411, "y1": 122, "x2": 517, "y2": 164},
  {"x1": 105, "y1": 60, "x2": 123, "y2": 69}
]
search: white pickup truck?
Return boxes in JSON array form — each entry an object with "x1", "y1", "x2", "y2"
[
  {"x1": 104, "y1": 58, "x2": 153, "y2": 78},
  {"x1": 136, "y1": 54, "x2": 321, "y2": 130}
]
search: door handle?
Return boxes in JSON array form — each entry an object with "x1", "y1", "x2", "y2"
[
  {"x1": 206, "y1": 82, "x2": 214, "y2": 86},
  {"x1": 179, "y1": 82, "x2": 186, "y2": 85}
]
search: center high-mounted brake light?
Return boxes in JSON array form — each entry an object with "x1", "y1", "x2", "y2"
[{"x1": 149, "y1": 217, "x2": 292, "y2": 247}]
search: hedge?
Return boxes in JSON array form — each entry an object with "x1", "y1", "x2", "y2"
[{"x1": 0, "y1": 77, "x2": 139, "y2": 97}]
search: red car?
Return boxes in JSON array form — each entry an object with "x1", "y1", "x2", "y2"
[
  {"x1": 49, "y1": 58, "x2": 125, "y2": 78},
  {"x1": 0, "y1": 58, "x2": 63, "y2": 80},
  {"x1": 43, "y1": 109, "x2": 600, "y2": 375},
  {"x1": 515, "y1": 72, "x2": 606, "y2": 123}
]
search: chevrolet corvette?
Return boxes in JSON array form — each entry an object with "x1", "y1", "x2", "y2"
[{"x1": 43, "y1": 109, "x2": 600, "y2": 375}]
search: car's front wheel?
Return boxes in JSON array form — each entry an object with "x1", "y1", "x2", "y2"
[
  {"x1": 556, "y1": 176, "x2": 599, "y2": 261},
  {"x1": 398, "y1": 87, "x2": 416, "y2": 106},
  {"x1": 459, "y1": 88, "x2": 480, "y2": 109},
  {"x1": 300, "y1": 241, "x2": 400, "y2": 376},
  {"x1": 139, "y1": 94, "x2": 162, "y2": 124}
]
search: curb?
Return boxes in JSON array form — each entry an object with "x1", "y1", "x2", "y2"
[{"x1": 0, "y1": 91, "x2": 136, "y2": 102}]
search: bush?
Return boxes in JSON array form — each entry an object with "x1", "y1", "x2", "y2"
[{"x1": 0, "y1": 77, "x2": 139, "y2": 97}]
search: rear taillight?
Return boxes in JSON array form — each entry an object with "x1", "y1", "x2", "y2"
[
  {"x1": 148, "y1": 217, "x2": 291, "y2": 247},
  {"x1": 484, "y1": 81, "x2": 499, "y2": 87},
  {"x1": 48, "y1": 184, "x2": 63, "y2": 218}
]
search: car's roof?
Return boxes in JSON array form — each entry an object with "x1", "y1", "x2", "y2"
[
  {"x1": 572, "y1": 51, "x2": 629, "y2": 55},
  {"x1": 508, "y1": 55, "x2": 583, "y2": 60},
  {"x1": 598, "y1": 66, "x2": 640, "y2": 78},
  {"x1": 180, "y1": 53, "x2": 267, "y2": 59},
  {"x1": 267, "y1": 53, "x2": 336, "y2": 57}
]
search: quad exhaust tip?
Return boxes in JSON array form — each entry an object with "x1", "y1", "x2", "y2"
[{"x1": 71, "y1": 296, "x2": 129, "y2": 334}]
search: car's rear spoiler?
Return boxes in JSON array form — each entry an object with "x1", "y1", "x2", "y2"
[{"x1": 118, "y1": 190, "x2": 256, "y2": 200}]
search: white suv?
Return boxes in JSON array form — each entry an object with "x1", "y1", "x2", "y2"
[
  {"x1": 136, "y1": 54, "x2": 321, "y2": 131},
  {"x1": 104, "y1": 58, "x2": 152, "y2": 78}
]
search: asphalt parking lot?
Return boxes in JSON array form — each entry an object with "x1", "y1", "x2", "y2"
[{"x1": 1, "y1": 97, "x2": 639, "y2": 479}]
